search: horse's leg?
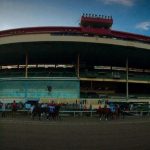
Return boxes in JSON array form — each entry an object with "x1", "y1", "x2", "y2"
[
  {"x1": 104, "y1": 109, "x2": 107, "y2": 120},
  {"x1": 32, "y1": 112, "x2": 35, "y2": 120},
  {"x1": 112, "y1": 112, "x2": 115, "y2": 120},
  {"x1": 11, "y1": 110, "x2": 13, "y2": 118},
  {"x1": 120, "y1": 111, "x2": 122, "y2": 119},
  {"x1": 99, "y1": 111, "x2": 102, "y2": 120},
  {"x1": 56, "y1": 112, "x2": 59, "y2": 120},
  {"x1": 101, "y1": 110, "x2": 104, "y2": 120},
  {"x1": 38, "y1": 112, "x2": 41, "y2": 120},
  {"x1": 105, "y1": 109, "x2": 109, "y2": 121},
  {"x1": 55, "y1": 112, "x2": 58, "y2": 120},
  {"x1": 12, "y1": 110, "x2": 14, "y2": 118},
  {"x1": 120, "y1": 109, "x2": 123, "y2": 119},
  {"x1": 32, "y1": 113, "x2": 34, "y2": 120},
  {"x1": 109, "y1": 112, "x2": 112, "y2": 120},
  {"x1": 101, "y1": 109, "x2": 105, "y2": 120},
  {"x1": 46, "y1": 112, "x2": 49, "y2": 120},
  {"x1": 48, "y1": 112, "x2": 51, "y2": 120},
  {"x1": 57, "y1": 111, "x2": 61, "y2": 120},
  {"x1": 52, "y1": 112, "x2": 55, "y2": 120},
  {"x1": 1, "y1": 111, "x2": 4, "y2": 117},
  {"x1": 105, "y1": 113, "x2": 107, "y2": 120},
  {"x1": 31, "y1": 113, "x2": 34, "y2": 120},
  {"x1": 115, "y1": 110, "x2": 119, "y2": 120}
]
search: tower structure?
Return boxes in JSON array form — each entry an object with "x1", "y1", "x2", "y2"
[{"x1": 80, "y1": 14, "x2": 113, "y2": 29}]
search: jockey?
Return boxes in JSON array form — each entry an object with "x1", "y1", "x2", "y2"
[
  {"x1": 110, "y1": 103, "x2": 115, "y2": 113},
  {"x1": 12, "y1": 100, "x2": 17, "y2": 111},
  {"x1": 48, "y1": 105, "x2": 55, "y2": 113},
  {"x1": 41, "y1": 103, "x2": 47, "y2": 108},
  {"x1": 97, "y1": 103, "x2": 102, "y2": 113}
]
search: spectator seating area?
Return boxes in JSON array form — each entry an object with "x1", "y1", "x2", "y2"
[{"x1": 1, "y1": 67, "x2": 150, "y2": 82}]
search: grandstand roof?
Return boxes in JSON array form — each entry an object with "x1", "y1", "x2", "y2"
[{"x1": 0, "y1": 26, "x2": 150, "y2": 68}]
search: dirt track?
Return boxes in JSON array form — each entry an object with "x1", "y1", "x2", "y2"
[{"x1": 0, "y1": 117, "x2": 150, "y2": 150}]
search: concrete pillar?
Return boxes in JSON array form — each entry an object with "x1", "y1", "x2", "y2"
[
  {"x1": 25, "y1": 52, "x2": 28, "y2": 78},
  {"x1": 77, "y1": 54, "x2": 80, "y2": 78}
]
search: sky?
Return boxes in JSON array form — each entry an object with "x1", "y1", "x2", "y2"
[{"x1": 0, "y1": 0, "x2": 150, "y2": 36}]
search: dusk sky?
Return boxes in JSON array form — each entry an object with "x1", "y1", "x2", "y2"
[{"x1": 0, "y1": 0, "x2": 150, "y2": 36}]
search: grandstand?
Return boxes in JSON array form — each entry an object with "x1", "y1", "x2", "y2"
[{"x1": 0, "y1": 14, "x2": 150, "y2": 106}]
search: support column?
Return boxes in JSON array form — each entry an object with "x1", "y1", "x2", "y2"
[
  {"x1": 24, "y1": 82, "x2": 28, "y2": 102},
  {"x1": 90, "y1": 81, "x2": 93, "y2": 89},
  {"x1": 77, "y1": 54, "x2": 80, "y2": 78},
  {"x1": 126, "y1": 58, "x2": 129, "y2": 100},
  {"x1": 25, "y1": 52, "x2": 28, "y2": 78}
]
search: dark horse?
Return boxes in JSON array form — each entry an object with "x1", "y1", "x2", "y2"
[
  {"x1": 12, "y1": 100, "x2": 17, "y2": 117},
  {"x1": 31, "y1": 103, "x2": 61, "y2": 120},
  {"x1": 97, "y1": 106, "x2": 111, "y2": 121},
  {"x1": 47, "y1": 104, "x2": 61, "y2": 120},
  {"x1": 97, "y1": 104, "x2": 125, "y2": 120},
  {"x1": 31, "y1": 104, "x2": 41, "y2": 120}
]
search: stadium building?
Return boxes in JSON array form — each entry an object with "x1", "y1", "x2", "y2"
[{"x1": 0, "y1": 14, "x2": 150, "y2": 106}]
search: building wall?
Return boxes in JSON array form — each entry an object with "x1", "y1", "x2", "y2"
[{"x1": 0, "y1": 78, "x2": 80, "y2": 102}]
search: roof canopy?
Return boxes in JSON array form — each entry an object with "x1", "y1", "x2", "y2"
[{"x1": 0, "y1": 40, "x2": 150, "y2": 69}]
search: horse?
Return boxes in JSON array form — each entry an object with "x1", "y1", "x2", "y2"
[
  {"x1": 31, "y1": 104, "x2": 41, "y2": 120},
  {"x1": 109, "y1": 104, "x2": 125, "y2": 120},
  {"x1": 109, "y1": 104, "x2": 117, "y2": 119},
  {"x1": 12, "y1": 101, "x2": 17, "y2": 117},
  {"x1": 40, "y1": 103, "x2": 49, "y2": 119},
  {"x1": 118, "y1": 104, "x2": 126, "y2": 119},
  {"x1": 47, "y1": 104, "x2": 61, "y2": 120},
  {"x1": 97, "y1": 106, "x2": 104, "y2": 120},
  {"x1": 97, "y1": 103, "x2": 126, "y2": 120},
  {"x1": 97, "y1": 105, "x2": 111, "y2": 121},
  {"x1": 54, "y1": 104, "x2": 61, "y2": 120},
  {"x1": 30, "y1": 103, "x2": 61, "y2": 121}
]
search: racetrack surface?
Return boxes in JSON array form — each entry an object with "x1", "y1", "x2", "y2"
[{"x1": 0, "y1": 117, "x2": 150, "y2": 150}]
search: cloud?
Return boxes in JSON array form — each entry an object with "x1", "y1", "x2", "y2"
[
  {"x1": 136, "y1": 21, "x2": 150, "y2": 31},
  {"x1": 99, "y1": 0, "x2": 135, "y2": 6}
]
